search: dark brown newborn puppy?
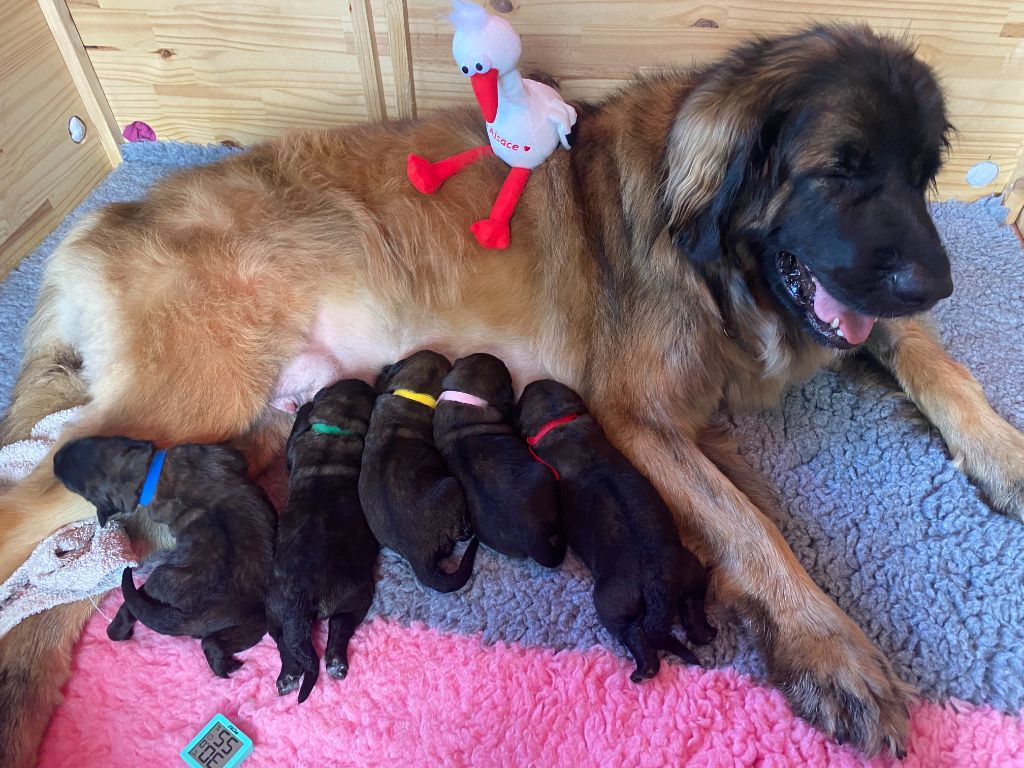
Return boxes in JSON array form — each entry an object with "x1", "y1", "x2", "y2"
[
  {"x1": 433, "y1": 353, "x2": 564, "y2": 567},
  {"x1": 359, "y1": 350, "x2": 479, "y2": 592},
  {"x1": 518, "y1": 379, "x2": 716, "y2": 682},
  {"x1": 53, "y1": 437, "x2": 275, "y2": 677},
  {"x1": 267, "y1": 379, "x2": 379, "y2": 703}
]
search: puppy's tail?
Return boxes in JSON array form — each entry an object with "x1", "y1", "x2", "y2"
[
  {"x1": 416, "y1": 537, "x2": 480, "y2": 594},
  {"x1": 278, "y1": 600, "x2": 319, "y2": 704},
  {"x1": 529, "y1": 528, "x2": 567, "y2": 569},
  {"x1": 120, "y1": 567, "x2": 190, "y2": 634}
]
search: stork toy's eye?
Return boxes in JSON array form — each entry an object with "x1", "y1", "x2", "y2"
[
  {"x1": 462, "y1": 65, "x2": 469, "y2": 74},
  {"x1": 475, "y1": 63, "x2": 483, "y2": 71}
]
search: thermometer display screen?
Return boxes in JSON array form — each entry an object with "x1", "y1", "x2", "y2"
[
  {"x1": 181, "y1": 714, "x2": 252, "y2": 768},
  {"x1": 187, "y1": 722, "x2": 241, "y2": 768}
]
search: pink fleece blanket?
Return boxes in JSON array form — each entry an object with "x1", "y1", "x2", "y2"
[{"x1": 39, "y1": 593, "x2": 1024, "y2": 768}]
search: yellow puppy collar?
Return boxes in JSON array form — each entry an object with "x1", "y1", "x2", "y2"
[{"x1": 392, "y1": 389, "x2": 437, "y2": 409}]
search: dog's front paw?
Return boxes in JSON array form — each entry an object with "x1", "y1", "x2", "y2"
[
  {"x1": 959, "y1": 420, "x2": 1024, "y2": 522},
  {"x1": 764, "y1": 610, "x2": 913, "y2": 757}
]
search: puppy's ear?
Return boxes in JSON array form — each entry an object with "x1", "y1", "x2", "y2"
[
  {"x1": 493, "y1": 376, "x2": 516, "y2": 414},
  {"x1": 286, "y1": 401, "x2": 315, "y2": 471},
  {"x1": 54, "y1": 437, "x2": 148, "y2": 525},
  {"x1": 374, "y1": 360, "x2": 403, "y2": 393}
]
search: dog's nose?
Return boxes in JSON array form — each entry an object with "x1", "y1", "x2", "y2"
[{"x1": 888, "y1": 261, "x2": 953, "y2": 309}]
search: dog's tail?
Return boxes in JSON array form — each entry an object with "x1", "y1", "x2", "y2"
[
  {"x1": 120, "y1": 567, "x2": 191, "y2": 635},
  {"x1": 415, "y1": 537, "x2": 480, "y2": 593},
  {"x1": 529, "y1": 528, "x2": 567, "y2": 569},
  {"x1": 282, "y1": 611, "x2": 319, "y2": 704},
  {"x1": 271, "y1": 586, "x2": 320, "y2": 704}
]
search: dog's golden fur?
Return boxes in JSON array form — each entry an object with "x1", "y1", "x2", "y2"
[{"x1": 2, "y1": 24, "x2": 1024, "y2": 766}]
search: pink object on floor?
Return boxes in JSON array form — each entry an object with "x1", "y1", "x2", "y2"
[
  {"x1": 122, "y1": 121, "x2": 156, "y2": 142},
  {"x1": 39, "y1": 595, "x2": 1024, "y2": 768}
]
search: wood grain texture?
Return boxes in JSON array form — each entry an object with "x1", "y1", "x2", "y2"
[
  {"x1": 0, "y1": 0, "x2": 112, "y2": 279},
  {"x1": 63, "y1": 0, "x2": 1024, "y2": 201},
  {"x1": 351, "y1": 0, "x2": 387, "y2": 122},
  {"x1": 384, "y1": 0, "x2": 417, "y2": 118},
  {"x1": 401, "y1": 0, "x2": 1024, "y2": 202},
  {"x1": 36, "y1": 0, "x2": 123, "y2": 167},
  {"x1": 67, "y1": 0, "x2": 379, "y2": 144}
]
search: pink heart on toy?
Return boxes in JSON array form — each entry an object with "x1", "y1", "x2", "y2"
[{"x1": 524, "y1": 146, "x2": 531, "y2": 151}]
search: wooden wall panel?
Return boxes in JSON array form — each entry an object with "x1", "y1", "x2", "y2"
[
  {"x1": 67, "y1": 0, "x2": 378, "y2": 144},
  {"x1": 0, "y1": 0, "x2": 113, "y2": 278},
  {"x1": 403, "y1": 1, "x2": 1024, "y2": 203},
  {"x1": 62, "y1": 0, "x2": 1024, "y2": 203}
]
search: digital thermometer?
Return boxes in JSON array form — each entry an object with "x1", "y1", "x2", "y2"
[{"x1": 181, "y1": 713, "x2": 252, "y2": 768}]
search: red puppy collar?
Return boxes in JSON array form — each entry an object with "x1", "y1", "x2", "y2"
[{"x1": 525, "y1": 413, "x2": 580, "y2": 480}]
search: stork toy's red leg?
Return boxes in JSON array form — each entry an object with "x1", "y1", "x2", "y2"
[
  {"x1": 470, "y1": 167, "x2": 530, "y2": 250},
  {"x1": 407, "y1": 146, "x2": 493, "y2": 195}
]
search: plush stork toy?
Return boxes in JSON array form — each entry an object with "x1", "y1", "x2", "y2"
[{"x1": 407, "y1": 1, "x2": 577, "y2": 250}]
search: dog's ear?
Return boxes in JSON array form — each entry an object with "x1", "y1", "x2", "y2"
[
  {"x1": 286, "y1": 401, "x2": 315, "y2": 471},
  {"x1": 54, "y1": 436, "x2": 149, "y2": 525},
  {"x1": 667, "y1": 95, "x2": 787, "y2": 266},
  {"x1": 374, "y1": 360, "x2": 404, "y2": 393},
  {"x1": 665, "y1": 29, "x2": 846, "y2": 265}
]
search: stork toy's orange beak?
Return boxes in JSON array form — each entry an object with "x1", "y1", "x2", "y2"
[{"x1": 471, "y1": 69, "x2": 499, "y2": 123}]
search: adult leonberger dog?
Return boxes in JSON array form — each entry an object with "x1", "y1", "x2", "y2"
[{"x1": 2, "y1": 24, "x2": 1022, "y2": 764}]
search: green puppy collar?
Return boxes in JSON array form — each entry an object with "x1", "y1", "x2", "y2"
[{"x1": 311, "y1": 423, "x2": 354, "y2": 437}]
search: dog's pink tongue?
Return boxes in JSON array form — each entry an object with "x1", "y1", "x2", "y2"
[{"x1": 812, "y1": 278, "x2": 875, "y2": 345}]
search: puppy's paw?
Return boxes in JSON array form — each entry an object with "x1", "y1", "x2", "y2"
[
  {"x1": 629, "y1": 663, "x2": 658, "y2": 684},
  {"x1": 276, "y1": 672, "x2": 301, "y2": 695},
  {"x1": 326, "y1": 658, "x2": 349, "y2": 680},
  {"x1": 764, "y1": 610, "x2": 913, "y2": 758},
  {"x1": 680, "y1": 596, "x2": 717, "y2": 646},
  {"x1": 210, "y1": 656, "x2": 243, "y2": 679},
  {"x1": 628, "y1": 652, "x2": 660, "y2": 683}
]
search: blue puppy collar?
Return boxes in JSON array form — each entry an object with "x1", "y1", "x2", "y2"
[{"x1": 138, "y1": 448, "x2": 167, "y2": 506}]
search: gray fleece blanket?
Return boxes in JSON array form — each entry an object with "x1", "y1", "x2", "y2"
[{"x1": 0, "y1": 142, "x2": 1021, "y2": 712}]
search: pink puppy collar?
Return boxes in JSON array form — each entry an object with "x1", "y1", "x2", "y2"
[{"x1": 437, "y1": 390, "x2": 489, "y2": 408}]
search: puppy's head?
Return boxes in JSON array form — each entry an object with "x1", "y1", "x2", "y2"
[
  {"x1": 286, "y1": 379, "x2": 377, "y2": 469},
  {"x1": 668, "y1": 25, "x2": 953, "y2": 350},
  {"x1": 312, "y1": 378, "x2": 376, "y2": 427},
  {"x1": 53, "y1": 436, "x2": 153, "y2": 525},
  {"x1": 442, "y1": 353, "x2": 515, "y2": 412},
  {"x1": 517, "y1": 379, "x2": 586, "y2": 437},
  {"x1": 375, "y1": 350, "x2": 452, "y2": 396}
]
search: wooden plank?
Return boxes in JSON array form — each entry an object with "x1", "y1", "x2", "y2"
[
  {"x1": 1002, "y1": 141, "x2": 1024, "y2": 225},
  {"x1": 0, "y1": 0, "x2": 111, "y2": 278},
  {"x1": 37, "y1": 0, "x2": 122, "y2": 167},
  {"x1": 404, "y1": 0, "x2": 1024, "y2": 202},
  {"x1": 62, "y1": 0, "x2": 1024, "y2": 203},
  {"x1": 384, "y1": 0, "x2": 416, "y2": 118},
  {"x1": 67, "y1": 1, "x2": 376, "y2": 144},
  {"x1": 350, "y1": 0, "x2": 387, "y2": 122}
]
